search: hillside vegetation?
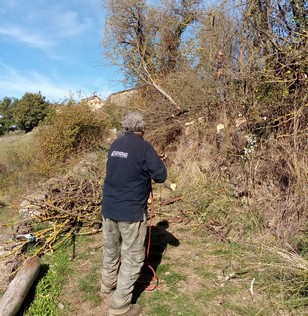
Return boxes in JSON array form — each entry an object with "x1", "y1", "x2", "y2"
[
  {"x1": 0, "y1": 0, "x2": 307, "y2": 315},
  {"x1": 0, "y1": 81, "x2": 307, "y2": 314}
]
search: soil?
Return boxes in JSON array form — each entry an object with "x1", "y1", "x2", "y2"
[
  {"x1": 1, "y1": 187, "x2": 304, "y2": 316},
  {"x1": 58, "y1": 216, "x2": 196, "y2": 316},
  {"x1": 57, "y1": 187, "x2": 205, "y2": 315}
]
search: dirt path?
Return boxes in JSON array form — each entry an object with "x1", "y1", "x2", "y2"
[
  {"x1": 56, "y1": 187, "x2": 299, "y2": 316},
  {"x1": 1, "y1": 183, "x2": 303, "y2": 316},
  {"x1": 59, "y1": 216, "x2": 198, "y2": 316}
]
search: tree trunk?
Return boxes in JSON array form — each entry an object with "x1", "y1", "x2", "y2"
[{"x1": 0, "y1": 256, "x2": 40, "y2": 316}]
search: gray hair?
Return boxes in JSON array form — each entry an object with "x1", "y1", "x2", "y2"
[{"x1": 123, "y1": 112, "x2": 145, "y2": 132}]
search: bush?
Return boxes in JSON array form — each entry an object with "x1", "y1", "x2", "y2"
[{"x1": 36, "y1": 102, "x2": 112, "y2": 174}]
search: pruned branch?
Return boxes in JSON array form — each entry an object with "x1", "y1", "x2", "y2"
[{"x1": 4, "y1": 176, "x2": 103, "y2": 260}]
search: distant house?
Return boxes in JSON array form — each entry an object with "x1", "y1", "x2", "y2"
[
  {"x1": 82, "y1": 88, "x2": 140, "y2": 110},
  {"x1": 108, "y1": 88, "x2": 139, "y2": 107},
  {"x1": 82, "y1": 95, "x2": 105, "y2": 111}
]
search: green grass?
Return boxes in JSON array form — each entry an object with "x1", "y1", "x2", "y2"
[
  {"x1": 74, "y1": 235, "x2": 102, "y2": 305},
  {"x1": 141, "y1": 288, "x2": 205, "y2": 316},
  {"x1": 0, "y1": 131, "x2": 306, "y2": 316},
  {"x1": 223, "y1": 301, "x2": 272, "y2": 316},
  {"x1": 23, "y1": 243, "x2": 72, "y2": 316},
  {"x1": 138, "y1": 263, "x2": 203, "y2": 315},
  {"x1": 78, "y1": 256, "x2": 102, "y2": 305},
  {"x1": 157, "y1": 264, "x2": 187, "y2": 283}
]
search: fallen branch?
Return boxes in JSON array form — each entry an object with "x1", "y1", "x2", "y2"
[
  {"x1": 6, "y1": 175, "x2": 103, "y2": 260},
  {"x1": 160, "y1": 196, "x2": 182, "y2": 206}
]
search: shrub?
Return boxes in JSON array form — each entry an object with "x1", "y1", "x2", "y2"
[{"x1": 36, "y1": 102, "x2": 112, "y2": 174}]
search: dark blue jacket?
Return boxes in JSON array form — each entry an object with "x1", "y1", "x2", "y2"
[{"x1": 102, "y1": 132, "x2": 167, "y2": 221}]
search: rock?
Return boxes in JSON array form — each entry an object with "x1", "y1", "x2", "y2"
[
  {"x1": 58, "y1": 303, "x2": 65, "y2": 310},
  {"x1": 170, "y1": 183, "x2": 177, "y2": 191},
  {"x1": 0, "y1": 235, "x2": 20, "y2": 293},
  {"x1": 19, "y1": 205, "x2": 42, "y2": 218},
  {"x1": 19, "y1": 192, "x2": 46, "y2": 218},
  {"x1": 13, "y1": 223, "x2": 33, "y2": 235}
]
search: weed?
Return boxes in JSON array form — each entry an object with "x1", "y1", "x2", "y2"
[
  {"x1": 150, "y1": 305, "x2": 171, "y2": 315},
  {"x1": 77, "y1": 247, "x2": 102, "y2": 305},
  {"x1": 23, "y1": 243, "x2": 72, "y2": 316},
  {"x1": 78, "y1": 272, "x2": 101, "y2": 305},
  {"x1": 0, "y1": 207, "x2": 13, "y2": 225},
  {"x1": 223, "y1": 301, "x2": 270, "y2": 316},
  {"x1": 140, "y1": 287, "x2": 203, "y2": 316},
  {"x1": 157, "y1": 264, "x2": 187, "y2": 286}
]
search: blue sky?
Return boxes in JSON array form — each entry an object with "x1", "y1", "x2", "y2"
[{"x1": 0, "y1": 0, "x2": 124, "y2": 103}]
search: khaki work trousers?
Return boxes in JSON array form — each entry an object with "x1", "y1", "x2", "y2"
[{"x1": 102, "y1": 216, "x2": 147, "y2": 314}]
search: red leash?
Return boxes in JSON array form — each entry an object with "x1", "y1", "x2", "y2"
[{"x1": 145, "y1": 190, "x2": 159, "y2": 291}]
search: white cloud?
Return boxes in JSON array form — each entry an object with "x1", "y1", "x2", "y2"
[
  {"x1": 0, "y1": 1, "x2": 118, "y2": 102},
  {"x1": 52, "y1": 11, "x2": 93, "y2": 38},
  {"x1": 0, "y1": 63, "x2": 74, "y2": 101},
  {"x1": 0, "y1": 26, "x2": 55, "y2": 49},
  {"x1": 0, "y1": 2, "x2": 96, "y2": 52},
  {"x1": 0, "y1": 62, "x2": 117, "y2": 102}
]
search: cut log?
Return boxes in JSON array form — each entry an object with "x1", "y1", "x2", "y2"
[{"x1": 0, "y1": 256, "x2": 40, "y2": 316}]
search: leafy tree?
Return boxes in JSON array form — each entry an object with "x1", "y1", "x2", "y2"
[
  {"x1": 0, "y1": 97, "x2": 18, "y2": 133},
  {"x1": 13, "y1": 92, "x2": 50, "y2": 132}
]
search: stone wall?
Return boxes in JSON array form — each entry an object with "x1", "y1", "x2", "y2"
[{"x1": 108, "y1": 88, "x2": 139, "y2": 107}]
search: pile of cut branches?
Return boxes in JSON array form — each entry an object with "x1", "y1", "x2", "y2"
[{"x1": 6, "y1": 174, "x2": 103, "y2": 259}]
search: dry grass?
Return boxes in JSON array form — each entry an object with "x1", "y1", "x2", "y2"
[
  {"x1": 251, "y1": 139, "x2": 308, "y2": 244},
  {"x1": 0, "y1": 133, "x2": 44, "y2": 203},
  {"x1": 0, "y1": 78, "x2": 307, "y2": 314}
]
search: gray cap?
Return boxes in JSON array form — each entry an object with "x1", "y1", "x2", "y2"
[{"x1": 123, "y1": 112, "x2": 145, "y2": 132}]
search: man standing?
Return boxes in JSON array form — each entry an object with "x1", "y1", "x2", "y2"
[{"x1": 101, "y1": 112, "x2": 167, "y2": 316}]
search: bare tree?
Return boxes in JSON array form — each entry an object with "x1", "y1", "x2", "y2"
[{"x1": 102, "y1": 0, "x2": 201, "y2": 110}]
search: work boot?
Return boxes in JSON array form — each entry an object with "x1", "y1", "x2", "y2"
[{"x1": 108, "y1": 304, "x2": 142, "y2": 316}]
